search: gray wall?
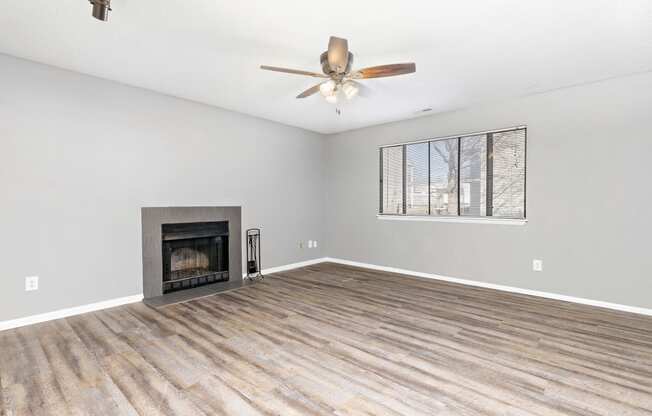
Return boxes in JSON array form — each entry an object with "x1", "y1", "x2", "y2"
[
  {"x1": 325, "y1": 71, "x2": 652, "y2": 309},
  {"x1": 0, "y1": 54, "x2": 326, "y2": 321},
  {"x1": 3, "y1": 52, "x2": 651, "y2": 322}
]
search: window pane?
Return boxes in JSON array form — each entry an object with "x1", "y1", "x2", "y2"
[
  {"x1": 460, "y1": 134, "x2": 487, "y2": 216},
  {"x1": 491, "y1": 129, "x2": 526, "y2": 218},
  {"x1": 381, "y1": 146, "x2": 404, "y2": 214},
  {"x1": 405, "y1": 143, "x2": 429, "y2": 215},
  {"x1": 430, "y1": 139, "x2": 458, "y2": 215}
]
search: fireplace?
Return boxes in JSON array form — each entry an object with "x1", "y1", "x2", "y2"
[
  {"x1": 161, "y1": 221, "x2": 229, "y2": 293},
  {"x1": 141, "y1": 206, "x2": 241, "y2": 302}
]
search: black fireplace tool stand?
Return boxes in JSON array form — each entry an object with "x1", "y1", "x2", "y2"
[{"x1": 246, "y1": 228, "x2": 264, "y2": 280}]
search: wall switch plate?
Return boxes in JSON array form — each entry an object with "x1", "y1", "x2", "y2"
[
  {"x1": 532, "y1": 259, "x2": 543, "y2": 272},
  {"x1": 308, "y1": 240, "x2": 314, "y2": 248},
  {"x1": 313, "y1": 240, "x2": 318, "y2": 248},
  {"x1": 25, "y1": 276, "x2": 39, "y2": 291}
]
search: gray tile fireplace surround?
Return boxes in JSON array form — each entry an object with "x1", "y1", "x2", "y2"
[{"x1": 141, "y1": 206, "x2": 244, "y2": 307}]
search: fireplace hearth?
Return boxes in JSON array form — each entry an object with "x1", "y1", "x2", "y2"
[{"x1": 161, "y1": 221, "x2": 229, "y2": 293}]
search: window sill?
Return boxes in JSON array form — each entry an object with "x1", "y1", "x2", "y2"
[{"x1": 377, "y1": 215, "x2": 527, "y2": 225}]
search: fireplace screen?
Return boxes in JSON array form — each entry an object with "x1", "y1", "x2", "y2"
[{"x1": 161, "y1": 222, "x2": 229, "y2": 293}]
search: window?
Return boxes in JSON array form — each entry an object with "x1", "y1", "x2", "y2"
[
  {"x1": 380, "y1": 145, "x2": 403, "y2": 214},
  {"x1": 491, "y1": 129, "x2": 526, "y2": 218},
  {"x1": 430, "y1": 139, "x2": 458, "y2": 216},
  {"x1": 460, "y1": 134, "x2": 487, "y2": 216},
  {"x1": 406, "y1": 143, "x2": 429, "y2": 215},
  {"x1": 379, "y1": 127, "x2": 526, "y2": 219}
]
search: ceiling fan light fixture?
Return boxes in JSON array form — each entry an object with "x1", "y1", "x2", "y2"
[
  {"x1": 324, "y1": 94, "x2": 338, "y2": 104},
  {"x1": 90, "y1": 0, "x2": 111, "y2": 21},
  {"x1": 319, "y1": 80, "x2": 336, "y2": 97},
  {"x1": 342, "y1": 81, "x2": 359, "y2": 100}
]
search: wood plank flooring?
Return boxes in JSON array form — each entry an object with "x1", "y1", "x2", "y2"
[{"x1": 2, "y1": 262, "x2": 652, "y2": 415}]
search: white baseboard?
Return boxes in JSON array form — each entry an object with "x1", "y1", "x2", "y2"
[
  {"x1": 1, "y1": 258, "x2": 328, "y2": 333},
  {"x1": 243, "y1": 257, "x2": 328, "y2": 278},
  {"x1": 4, "y1": 255, "x2": 650, "y2": 332},
  {"x1": 323, "y1": 257, "x2": 652, "y2": 317},
  {"x1": 0, "y1": 294, "x2": 144, "y2": 332}
]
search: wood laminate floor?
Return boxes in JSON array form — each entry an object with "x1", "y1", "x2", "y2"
[{"x1": 1, "y1": 262, "x2": 652, "y2": 415}]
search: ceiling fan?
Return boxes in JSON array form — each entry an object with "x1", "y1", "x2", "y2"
[{"x1": 260, "y1": 36, "x2": 416, "y2": 104}]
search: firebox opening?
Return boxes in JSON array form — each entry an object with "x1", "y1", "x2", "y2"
[{"x1": 161, "y1": 221, "x2": 229, "y2": 294}]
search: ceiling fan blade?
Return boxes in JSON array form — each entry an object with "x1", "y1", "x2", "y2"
[
  {"x1": 353, "y1": 63, "x2": 416, "y2": 79},
  {"x1": 327, "y1": 36, "x2": 349, "y2": 73},
  {"x1": 260, "y1": 65, "x2": 327, "y2": 78},
  {"x1": 296, "y1": 83, "x2": 322, "y2": 98}
]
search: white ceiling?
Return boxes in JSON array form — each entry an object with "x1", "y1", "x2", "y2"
[{"x1": 1, "y1": 1, "x2": 651, "y2": 134}]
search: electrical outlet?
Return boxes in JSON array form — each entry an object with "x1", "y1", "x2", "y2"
[
  {"x1": 25, "y1": 276, "x2": 39, "y2": 291},
  {"x1": 308, "y1": 240, "x2": 314, "y2": 248},
  {"x1": 532, "y1": 259, "x2": 543, "y2": 272},
  {"x1": 313, "y1": 240, "x2": 318, "y2": 248}
]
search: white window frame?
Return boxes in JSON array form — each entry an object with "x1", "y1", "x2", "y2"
[{"x1": 378, "y1": 126, "x2": 527, "y2": 225}]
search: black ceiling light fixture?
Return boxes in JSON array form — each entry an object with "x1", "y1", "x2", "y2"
[{"x1": 89, "y1": 0, "x2": 111, "y2": 21}]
